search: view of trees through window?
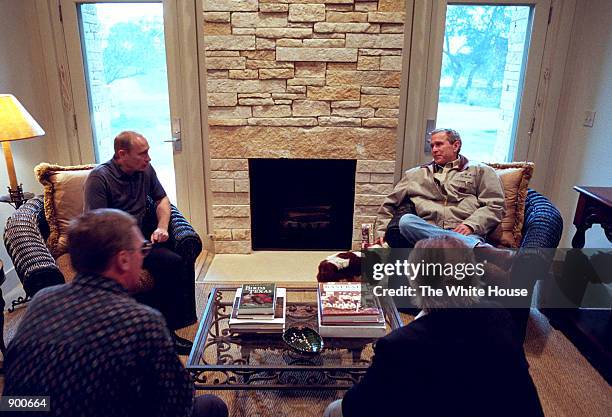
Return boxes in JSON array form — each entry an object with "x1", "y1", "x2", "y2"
[
  {"x1": 436, "y1": 5, "x2": 531, "y2": 162},
  {"x1": 79, "y1": 3, "x2": 176, "y2": 202}
]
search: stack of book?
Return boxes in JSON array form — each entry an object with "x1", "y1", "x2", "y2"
[
  {"x1": 228, "y1": 283, "x2": 286, "y2": 333},
  {"x1": 317, "y1": 282, "x2": 386, "y2": 338}
]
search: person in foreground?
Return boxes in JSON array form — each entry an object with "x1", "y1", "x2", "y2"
[
  {"x1": 375, "y1": 128, "x2": 505, "y2": 247},
  {"x1": 84, "y1": 130, "x2": 195, "y2": 354},
  {"x1": 324, "y1": 236, "x2": 544, "y2": 417},
  {"x1": 2, "y1": 209, "x2": 228, "y2": 417}
]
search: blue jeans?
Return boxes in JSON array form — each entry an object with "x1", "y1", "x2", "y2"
[{"x1": 398, "y1": 214, "x2": 485, "y2": 247}]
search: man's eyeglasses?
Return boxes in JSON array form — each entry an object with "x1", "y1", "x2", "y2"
[{"x1": 129, "y1": 240, "x2": 153, "y2": 257}]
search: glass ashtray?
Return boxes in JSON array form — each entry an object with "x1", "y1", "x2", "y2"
[{"x1": 282, "y1": 326, "x2": 324, "y2": 354}]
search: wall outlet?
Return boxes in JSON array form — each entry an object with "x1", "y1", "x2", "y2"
[{"x1": 583, "y1": 110, "x2": 596, "y2": 128}]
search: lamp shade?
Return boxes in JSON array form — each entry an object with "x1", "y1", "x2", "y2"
[{"x1": 0, "y1": 94, "x2": 45, "y2": 142}]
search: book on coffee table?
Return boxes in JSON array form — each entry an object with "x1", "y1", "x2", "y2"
[
  {"x1": 318, "y1": 282, "x2": 383, "y2": 324},
  {"x1": 317, "y1": 304, "x2": 387, "y2": 338},
  {"x1": 237, "y1": 283, "x2": 276, "y2": 318},
  {"x1": 230, "y1": 287, "x2": 286, "y2": 333}
]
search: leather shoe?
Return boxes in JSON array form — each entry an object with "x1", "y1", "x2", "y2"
[{"x1": 173, "y1": 333, "x2": 193, "y2": 356}]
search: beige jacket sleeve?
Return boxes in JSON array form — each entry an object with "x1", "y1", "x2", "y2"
[
  {"x1": 374, "y1": 168, "x2": 416, "y2": 237},
  {"x1": 461, "y1": 165, "x2": 506, "y2": 236}
]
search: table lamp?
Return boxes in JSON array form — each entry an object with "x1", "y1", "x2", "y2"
[{"x1": 0, "y1": 94, "x2": 44, "y2": 208}]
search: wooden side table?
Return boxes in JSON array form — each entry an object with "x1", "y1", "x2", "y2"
[
  {"x1": 547, "y1": 186, "x2": 612, "y2": 383},
  {"x1": 571, "y1": 186, "x2": 612, "y2": 248}
]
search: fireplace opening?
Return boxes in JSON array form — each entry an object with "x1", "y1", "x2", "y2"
[{"x1": 249, "y1": 158, "x2": 356, "y2": 250}]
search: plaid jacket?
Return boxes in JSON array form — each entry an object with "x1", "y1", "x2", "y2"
[{"x1": 2, "y1": 273, "x2": 194, "y2": 417}]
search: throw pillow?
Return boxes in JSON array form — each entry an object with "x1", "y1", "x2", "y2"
[
  {"x1": 35, "y1": 163, "x2": 96, "y2": 257},
  {"x1": 485, "y1": 162, "x2": 534, "y2": 248}
]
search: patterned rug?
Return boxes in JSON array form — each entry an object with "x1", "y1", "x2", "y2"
[{"x1": 3, "y1": 282, "x2": 612, "y2": 417}]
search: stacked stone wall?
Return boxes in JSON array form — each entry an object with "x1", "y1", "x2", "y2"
[{"x1": 204, "y1": 0, "x2": 406, "y2": 253}]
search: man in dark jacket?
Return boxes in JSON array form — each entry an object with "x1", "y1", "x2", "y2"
[{"x1": 324, "y1": 236, "x2": 544, "y2": 417}]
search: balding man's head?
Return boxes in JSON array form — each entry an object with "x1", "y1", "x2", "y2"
[
  {"x1": 113, "y1": 131, "x2": 144, "y2": 158},
  {"x1": 112, "y1": 131, "x2": 151, "y2": 174}
]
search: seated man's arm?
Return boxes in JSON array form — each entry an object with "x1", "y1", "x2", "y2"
[
  {"x1": 461, "y1": 165, "x2": 506, "y2": 236},
  {"x1": 152, "y1": 196, "x2": 171, "y2": 243},
  {"x1": 83, "y1": 174, "x2": 108, "y2": 211},
  {"x1": 147, "y1": 165, "x2": 170, "y2": 243},
  {"x1": 374, "y1": 172, "x2": 413, "y2": 240}
]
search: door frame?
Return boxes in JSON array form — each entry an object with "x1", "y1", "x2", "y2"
[
  {"x1": 40, "y1": 0, "x2": 212, "y2": 251},
  {"x1": 397, "y1": 0, "x2": 552, "y2": 179}
]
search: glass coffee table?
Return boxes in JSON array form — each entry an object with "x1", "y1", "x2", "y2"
[{"x1": 186, "y1": 286, "x2": 402, "y2": 390}]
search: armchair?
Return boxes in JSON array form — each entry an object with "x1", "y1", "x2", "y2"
[
  {"x1": 384, "y1": 189, "x2": 563, "y2": 342},
  {"x1": 3, "y1": 195, "x2": 202, "y2": 309},
  {"x1": 385, "y1": 189, "x2": 563, "y2": 249}
]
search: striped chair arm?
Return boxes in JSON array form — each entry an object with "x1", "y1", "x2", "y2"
[
  {"x1": 521, "y1": 189, "x2": 563, "y2": 248},
  {"x1": 168, "y1": 204, "x2": 202, "y2": 262},
  {"x1": 3, "y1": 197, "x2": 65, "y2": 296}
]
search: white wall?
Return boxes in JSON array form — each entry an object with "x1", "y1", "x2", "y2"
[
  {"x1": 1, "y1": 0, "x2": 53, "y2": 302},
  {"x1": 547, "y1": 0, "x2": 612, "y2": 248}
]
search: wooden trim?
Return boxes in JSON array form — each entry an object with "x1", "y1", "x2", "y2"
[
  {"x1": 194, "y1": 0, "x2": 214, "y2": 251},
  {"x1": 535, "y1": 0, "x2": 578, "y2": 194},
  {"x1": 60, "y1": 0, "x2": 96, "y2": 163},
  {"x1": 510, "y1": 0, "x2": 552, "y2": 163},
  {"x1": 395, "y1": 0, "x2": 415, "y2": 183},
  {"x1": 36, "y1": 0, "x2": 80, "y2": 165},
  {"x1": 398, "y1": 0, "x2": 435, "y2": 175},
  {"x1": 167, "y1": 0, "x2": 211, "y2": 249},
  {"x1": 195, "y1": 250, "x2": 214, "y2": 282}
]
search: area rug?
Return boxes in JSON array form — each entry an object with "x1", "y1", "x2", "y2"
[{"x1": 3, "y1": 282, "x2": 611, "y2": 417}]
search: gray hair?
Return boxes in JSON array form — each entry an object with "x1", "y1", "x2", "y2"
[
  {"x1": 429, "y1": 128, "x2": 462, "y2": 153},
  {"x1": 408, "y1": 236, "x2": 482, "y2": 311}
]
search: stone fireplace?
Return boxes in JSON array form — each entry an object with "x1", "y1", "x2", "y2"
[{"x1": 205, "y1": 0, "x2": 405, "y2": 253}]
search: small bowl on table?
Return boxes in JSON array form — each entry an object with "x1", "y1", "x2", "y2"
[{"x1": 282, "y1": 326, "x2": 324, "y2": 354}]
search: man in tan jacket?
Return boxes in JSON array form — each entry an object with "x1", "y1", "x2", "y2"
[{"x1": 375, "y1": 128, "x2": 505, "y2": 247}]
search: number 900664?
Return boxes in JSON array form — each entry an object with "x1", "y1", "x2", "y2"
[{"x1": 0, "y1": 396, "x2": 50, "y2": 411}]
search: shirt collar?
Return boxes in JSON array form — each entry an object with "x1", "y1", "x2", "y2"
[
  {"x1": 428, "y1": 155, "x2": 465, "y2": 173},
  {"x1": 73, "y1": 273, "x2": 130, "y2": 297},
  {"x1": 433, "y1": 157, "x2": 460, "y2": 172},
  {"x1": 109, "y1": 158, "x2": 137, "y2": 180}
]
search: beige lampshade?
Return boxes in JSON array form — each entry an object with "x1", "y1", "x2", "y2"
[{"x1": 0, "y1": 94, "x2": 45, "y2": 141}]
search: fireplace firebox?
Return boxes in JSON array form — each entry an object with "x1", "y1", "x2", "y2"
[{"x1": 249, "y1": 158, "x2": 356, "y2": 250}]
